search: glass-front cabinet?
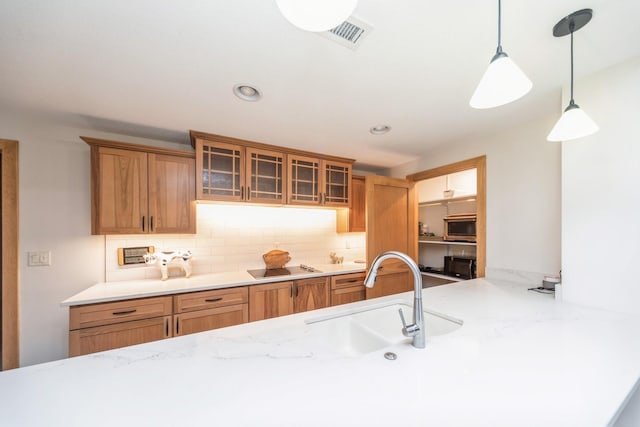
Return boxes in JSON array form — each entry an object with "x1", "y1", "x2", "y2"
[
  {"x1": 191, "y1": 131, "x2": 354, "y2": 208},
  {"x1": 196, "y1": 140, "x2": 286, "y2": 204},
  {"x1": 287, "y1": 155, "x2": 351, "y2": 207}
]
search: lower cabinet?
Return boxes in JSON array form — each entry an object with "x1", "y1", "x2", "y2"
[
  {"x1": 365, "y1": 270, "x2": 412, "y2": 299},
  {"x1": 68, "y1": 296, "x2": 173, "y2": 357},
  {"x1": 248, "y1": 277, "x2": 330, "y2": 321},
  {"x1": 68, "y1": 273, "x2": 365, "y2": 356},
  {"x1": 248, "y1": 281, "x2": 294, "y2": 321},
  {"x1": 173, "y1": 287, "x2": 249, "y2": 337},
  {"x1": 293, "y1": 277, "x2": 330, "y2": 313},
  {"x1": 330, "y1": 272, "x2": 366, "y2": 306}
]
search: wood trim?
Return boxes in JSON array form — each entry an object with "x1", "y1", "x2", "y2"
[
  {"x1": 81, "y1": 136, "x2": 195, "y2": 159},
  {"x1": 406, "y1": 156, "x2": 487, "y2": 278},
  {"x1": 189, "y1": 130, "x2": 355, "y2": 164},
  {"x1": 0, "y1": 139, "x2": 19, "y2": 370}
]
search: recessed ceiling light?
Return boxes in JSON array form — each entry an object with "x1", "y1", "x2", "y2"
[
  {"x1": 370, "y1": 125, "x2": 391, "y2": 135},
  {"x1": 233, "y1": 84, "x2": 262, "y2": 102}
]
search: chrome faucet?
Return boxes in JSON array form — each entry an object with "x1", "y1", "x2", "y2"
[{"x1": 363, "y1": 251, "x2": 426, "y2": 349}]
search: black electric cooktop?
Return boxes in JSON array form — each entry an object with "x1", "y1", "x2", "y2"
[{"x1": 247, "y1": 265, "x2": 321, "y2": 279}]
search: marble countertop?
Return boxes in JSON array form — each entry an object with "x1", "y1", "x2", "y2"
[
  {"x1": 7, "y1": 278, "x2": 640, "y2": 426},
  {"x1": 61, "y1": 262, "x2": 367, "y2": 306}
]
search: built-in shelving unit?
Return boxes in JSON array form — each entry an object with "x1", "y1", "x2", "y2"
[{"x1": 419, "y1": 240, "x2": 476, "y2": 246}]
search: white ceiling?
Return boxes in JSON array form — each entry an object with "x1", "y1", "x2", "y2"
[{"x1": 2, "y1": 1, "x2": 639, "y2": 169}]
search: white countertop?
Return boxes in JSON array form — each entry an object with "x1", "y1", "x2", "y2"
[
  {"x1": 6, "y1": 278, "x2": 640, "y2": 426},
  {"x1": 61, "y1": 262, "x2": 366, "y2": 306}
]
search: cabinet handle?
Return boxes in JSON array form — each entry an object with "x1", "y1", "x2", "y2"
[
  {"x1": 165, "y1": 317, "x2": 170, "y2": 337},
  {"x1": 141, "y1": 216, "x2": 145, "y2": 232},
  {"x1": 150, "y1": 216, "x2": 154, "y2": 232},
  {"x1": 241, "y1": 186, "x2": 245, "y2": 200},
  {"x1": 112, "y1": 309, "x2": 136, "y2": 316},
  {"x1": 247, "y1": 187, "x2": 251, "y2": 201},
  {"x1": 204, "y1": 297, "x2": 223, "y2": 303},
  {"x1": 290, "y1": 283, "x2": 293, "y2": 298},
  {"x1": 294, "y1": 284, "x2": 299, "y2": 297},
  {"x1": 346, "y1": 279, "x2": 359, "y2": 283},
  {"x1": 175, "y1": 316, "x2": 180, "y2": 336}
]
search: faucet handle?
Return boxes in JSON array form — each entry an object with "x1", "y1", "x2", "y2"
[{"x1": 398, "y1": 308, "x2": 420, "y2": 338}]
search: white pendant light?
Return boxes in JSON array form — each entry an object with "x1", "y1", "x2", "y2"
[
  {"x1": 547, "y1": 9, "x2": 598, "y2": 142},
  {"x1": 470, "y1": 0, "x2": 532, "y2": 109},
  {"x1": 276, "y1": 0, "x2": 358, "y2": 32}
]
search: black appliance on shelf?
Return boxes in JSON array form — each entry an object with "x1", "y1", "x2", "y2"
[{"x1": 443, "y1": 256, "x2": 476, "y2": 280}]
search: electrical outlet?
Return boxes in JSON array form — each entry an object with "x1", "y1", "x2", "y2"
[{"x1": 27, "y1": 251, "x2": 51, "y2": 267}]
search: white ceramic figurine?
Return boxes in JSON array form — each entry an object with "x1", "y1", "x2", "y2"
[{"x1": 143, "y1": 249, "x2": 193, "y2": 281}]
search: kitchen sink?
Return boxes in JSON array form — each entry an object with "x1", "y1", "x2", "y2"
[{"x1": 306, "y1": 302, "x2": 462, "y2": 355}]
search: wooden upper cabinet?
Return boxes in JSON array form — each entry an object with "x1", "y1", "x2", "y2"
[
  {"x1": 92, "y1": 147, "x2": 149, "y2": 234},
  {"x1": 287, "y1": 155, "x2": 351, "y2": 207},
  {"x1": 337, "y1": 174, "x2": 365, "y2": 233},
  {"x1": 196, "y1": 139, "x2": 286, "y2": 204},
  {"x1": 83, "y1": 137, "x2": 196, "y2": 235},
  {"x1": 288, "y1": 154, "x2": 321, "y2": 205},
  {"x1": 246, "y1": 147, "x2": 286, "y2": 204},
  {"x1": 148, "y1": 154, "x2": 196, "y2": 234},
  {"x1": 191, "y1": 131, "x2": 354, "y2": 208}
]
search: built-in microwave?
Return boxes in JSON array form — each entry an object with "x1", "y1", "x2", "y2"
[
  {"x1": 443, "y1": 214, "x2": 477, "y2": 242},
  {"x1": 444, "y1": 256, "x2": 477, "y2": 280}
]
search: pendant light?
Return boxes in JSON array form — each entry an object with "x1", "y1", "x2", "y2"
[
  {"x1": 547, "y1": 9, "x2": 598, "y2": 142},
  {"x1": 470, "y1": 0, "x2": 532, "y2": 109},
  {"x1": 276, "y1": 0, "x2": 358, "y2": 32}
]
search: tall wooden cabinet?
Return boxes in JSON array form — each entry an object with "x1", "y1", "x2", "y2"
[
  {"x1": 82, "y1": 137, "x2": 196, "y2": 235},
  {"x1": 365, "y1": 175, "x2": 418, "y2": 298}
]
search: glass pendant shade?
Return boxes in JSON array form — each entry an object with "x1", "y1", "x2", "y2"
[
  {"x1": 276, "y1": 0, "x2": 358, "y2": 32},
  {"x1": 470, "y1": 52, "x2": 533, "y2": 109},
  {"x1": 547, "y1": 103, "x2": 599, "y2": 141}
]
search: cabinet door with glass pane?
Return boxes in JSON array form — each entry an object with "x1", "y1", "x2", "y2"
[
  {"x1": 196, "y1": 140, "x2": 245, "y2": 202},
  {"x1": 245, "y1": 147, "x2": 286, "y2": 204},
  {"x1": 323, "y1": 160, "x2": 351, "y2": 207},
  {"x1": 287, "y1": 154, "x2": 321, "y2": 205}
]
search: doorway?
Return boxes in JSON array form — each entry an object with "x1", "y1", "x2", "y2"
[
  {"x1": 0, "y1": 139, "x2": 19, "y2": 370},
  {"x1": 407, "y1": 156, "x2": 486, "y2": 280}
]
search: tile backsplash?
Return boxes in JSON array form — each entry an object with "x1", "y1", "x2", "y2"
[{"x1": 105, "y1": 203, "x2": 366, "y2": 282}]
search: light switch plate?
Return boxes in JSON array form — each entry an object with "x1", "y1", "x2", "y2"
[{"x1": 28, "y1": 251, "x2": 51, "y2": 267}]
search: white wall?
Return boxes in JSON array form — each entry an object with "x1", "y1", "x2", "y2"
[
  {"x1": 1, "y1": 109, "x2": 365, "y2": 366},
  {"x1": 561, "y1": 57, "x2": 640, "y2": 316},
  {"x1": 390, "y1": 114, "x2": 562, "y2": 281}
]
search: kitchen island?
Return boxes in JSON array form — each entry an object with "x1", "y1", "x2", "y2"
[{"x1": 2, "y1": 278, "x2": 640, "y2": 426}]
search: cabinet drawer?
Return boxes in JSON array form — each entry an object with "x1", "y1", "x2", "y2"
[
  {"x1": 69, "y1": 296, "x2": 172, "y2": 330},
  {"x1": 69, "y1": 316, "x2": 172, "y2": 357},
  {"x1": 331, "y1": 272, "x2": 366, "y2": 290},
  {"x1": 331, "y1": 286, "x2": 366, "y2": 306},
  {"x1": 174, "y1": 287, "x2": 248, "y2": 314},
  {"x1": 174, "y1": 304, "x2": 248, "y2": 336}
]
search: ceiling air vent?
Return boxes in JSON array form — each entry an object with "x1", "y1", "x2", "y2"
[{"x1": 318, "y1": 16, "x2": 372, "y2": 50}]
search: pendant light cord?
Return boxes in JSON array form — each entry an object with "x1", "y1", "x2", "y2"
[
  {"x1": 496, "y1": 0, "x2": 503, "y2": 54},
  {"x1": 569, "y1": 22, "x2": 575, "y2": 105}
]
